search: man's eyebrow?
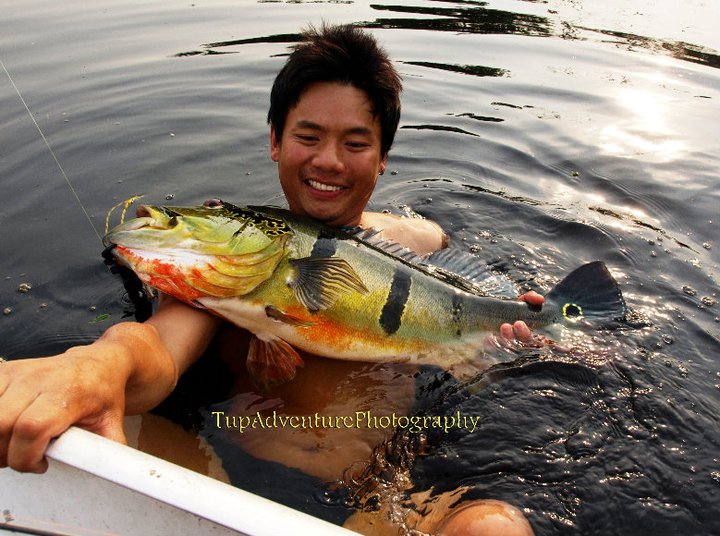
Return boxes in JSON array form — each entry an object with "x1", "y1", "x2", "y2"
[
  {"x1": 294, "y1": 120, "x2": 323, "y2": 130},
  {"x1": 293, "y1": 120, "x2": 373, "y2": 136}
]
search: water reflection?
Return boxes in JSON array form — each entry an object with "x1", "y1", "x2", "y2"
[
  {"x1": 365, "y1": 2, "x2": 552, "y2": 36},
  {"x1": 178, "y1": 0, "x2": 719, "y2": 72},
  {"x1": 599, "y1": 88, "x2": 687, "y2": 162},
  {"x1": 401, "y1": 61, "x2": 507, "y2": 78},
  {"x1": 580, "y1": 26, "x2": 720, "y2": 70}
]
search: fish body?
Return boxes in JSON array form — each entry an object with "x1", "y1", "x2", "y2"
[{"x1": 104, "y1": 202, "x2": 626, "y2": 386}]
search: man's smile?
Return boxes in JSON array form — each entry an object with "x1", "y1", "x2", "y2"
[{"x1": 305, "y1": 179, "x2": 346, "y2": 193}]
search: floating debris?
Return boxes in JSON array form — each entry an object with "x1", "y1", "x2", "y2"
[{"x1": 89, "y1": 313, "x2": 111, "y2": 324}]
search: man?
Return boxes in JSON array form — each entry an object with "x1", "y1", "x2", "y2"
[{"x1": 0, "y1": 24, "x2": 538, "y2": 535}]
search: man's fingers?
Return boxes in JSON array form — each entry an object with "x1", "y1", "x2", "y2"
[
  {"x1": 512, "y1": 321, "x2": 533, "y2": 342},
  {"x1": 499, "y1": 323, "x2": 515, "y2": 340},
  {"x1": 0, "y1": 379, "x2": 38, "y2": 469},
  {"x1": 92, "y1": 411, "x2": 128, "y2": 446},
  {"x1": 6, "y1": 405, "x2": 62, "y2": 473},
  {"x1": 519, "y1": 291, "x2": 544, "y2": 307}
]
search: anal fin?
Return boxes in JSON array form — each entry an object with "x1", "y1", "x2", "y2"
[{"x1": 246, "y1": 334, "x2": 304, "y2": 389}]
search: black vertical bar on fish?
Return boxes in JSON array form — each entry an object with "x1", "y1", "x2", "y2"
[
  {"x1": 311, "y1": 229, "x2": 338, "y2": 258},
  {"x1": 380, "y1": 267, "x2": 412, "y2": 335}
]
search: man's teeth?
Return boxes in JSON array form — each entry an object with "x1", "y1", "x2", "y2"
[{"x1": 307, "y1": 180, "x2": 342, "y2": 192}]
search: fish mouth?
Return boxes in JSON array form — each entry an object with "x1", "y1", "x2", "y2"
[{"x1": 102, "y1": 205, "x2": 175, "y2": 248}]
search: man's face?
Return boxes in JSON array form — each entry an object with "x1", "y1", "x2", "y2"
[{"x1": 271, "y1": 81, "x2": 387, "y2": 227}]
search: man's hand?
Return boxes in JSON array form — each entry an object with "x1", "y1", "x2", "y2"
[
  {"x1": 0, "y1": 319, "x2": 184, "y2": 473},
  {"x1": 0, "y1": 297, "x2": 220, "y2": 474},
  {"x1": 0, "y1": 345, "x2": 130, "y2": 473},
  {"x1": 494, "y1": 291, "x2": 547, "y2": 347}
]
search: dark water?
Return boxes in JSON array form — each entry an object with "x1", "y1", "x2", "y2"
[{"x1": 1, "y1": 0, "x2": 719, "y2": 534}]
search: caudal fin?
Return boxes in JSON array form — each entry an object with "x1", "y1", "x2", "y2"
[{"x1": 545, "y1": 261, "x2": 626, "y2": 322}]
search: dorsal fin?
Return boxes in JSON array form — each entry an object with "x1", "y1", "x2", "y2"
[
  {"x1": 342, "y1": 226, "x2": 519, "y2": 298},
  {"x1": 421, "y1": 248, "x2": 519, "y2": 298},
  {"x1": 341, "y1": 225, "x2": 423, "y2": 263}
]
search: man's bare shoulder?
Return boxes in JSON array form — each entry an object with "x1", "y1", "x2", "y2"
[{"x1": 359, "y1": 212, "x2": 447, "y2": 255}]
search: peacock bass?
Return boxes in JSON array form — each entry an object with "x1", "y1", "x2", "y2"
[{"x1": 103, "y1": 201, "x2": 626, "y2": 387}]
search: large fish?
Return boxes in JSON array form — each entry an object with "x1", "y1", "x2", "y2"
[{"x1": 103, "y1": 201, "x2": 626, "y2": 387}]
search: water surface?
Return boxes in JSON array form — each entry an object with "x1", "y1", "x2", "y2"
[{"x1": 1, "y1": 0, "x2": 719, "y2": 534}]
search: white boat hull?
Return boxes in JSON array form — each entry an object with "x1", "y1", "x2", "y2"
[{"x1": 0, "y1": 427, "x2": 356, "y2": 536}]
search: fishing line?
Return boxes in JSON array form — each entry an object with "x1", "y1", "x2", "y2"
[{"x1": 1, "y1": 57, "x2": 102, "y2": 242}]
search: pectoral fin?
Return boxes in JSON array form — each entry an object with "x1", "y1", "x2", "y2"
[
  {"x1": 246, "y1": 334, "x2": 304, "y2": 389},
  {"x1": 265, "y1": 304, "x2": 313, "y2": 327},
  {"x1": 288, "y1": 256, "x2": 368, "y2": 312}
]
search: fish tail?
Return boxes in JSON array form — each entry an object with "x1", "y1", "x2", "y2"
[{"x1": 545, "y1": 261, "x2": 626, "y2": 322}]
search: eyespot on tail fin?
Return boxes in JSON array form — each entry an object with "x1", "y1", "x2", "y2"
[{"x1": 545, "y1": 261, "x2": 626, "y2": 322}]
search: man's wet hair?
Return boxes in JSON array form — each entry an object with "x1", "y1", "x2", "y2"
[{"x1": 268, "y1": 23, "x2": 402, "y2": 158}]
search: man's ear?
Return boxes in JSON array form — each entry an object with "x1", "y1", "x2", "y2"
[
  {"x1": 379, "y1": 154, "x2": 388, "y2": 176},
  {"x1": 270, "y1": 124, "x2": 280, "y2": 162}
]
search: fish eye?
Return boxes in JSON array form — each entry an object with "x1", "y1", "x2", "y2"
[{"x1": 203, "y1": 198, "x2": 224, "y2": 209}]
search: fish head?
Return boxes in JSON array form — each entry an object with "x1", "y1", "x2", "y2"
[{"x1": 103, "y1": 202, "x2": 292, "y2": 301}]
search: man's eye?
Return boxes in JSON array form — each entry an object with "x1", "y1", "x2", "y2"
[
  {"x1": 297, "y1": 134, "x2": 318, "y2": 142},
  {"x1": 347, "y1": 141, "x2": 369, "y2": 149}
]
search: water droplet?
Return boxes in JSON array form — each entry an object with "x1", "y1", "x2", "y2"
[
  {"x1": 390, "y1": 170, "x2": 398, "y2": 175},
  {"x1": 3, "y1": 307, "x2": 11, "y2": 315},
  {"x1": 650, "y1": 251, "x2": 657, "y2": 258},
  {"x1": 661, "y1": 334, "x2": 674, "y2": 345},
  {"x1": 165, "y1": 194, "x2": 175, "y2": 200},
  {"x1": 703, "y1": 242, "x2": 711, "y2": 250},
  {"x1": 701, "y1": 296, "x2": 716, "y2": 307}
]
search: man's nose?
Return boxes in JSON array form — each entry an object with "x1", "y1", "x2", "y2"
[{"x1": 312, "y1": 140, "x2": 345, "y2": 173}]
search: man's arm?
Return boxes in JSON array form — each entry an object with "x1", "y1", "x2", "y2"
[
  {"x1": 360, "y1": 212, "x2": 447, "y2": 255},
  {"x1": 0, "y1": 297, "x2": 221, "y2": 473}
]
